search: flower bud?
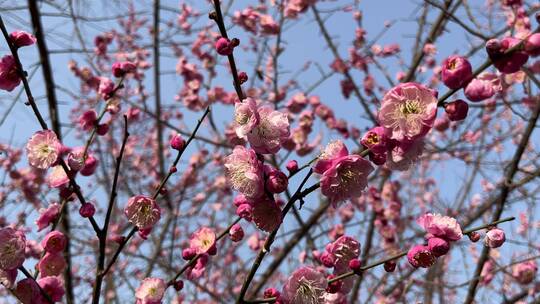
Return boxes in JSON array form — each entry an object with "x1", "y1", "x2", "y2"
[
  {"x1": 80, "y1": 155, "x2": 99, "y2": 176},
  {"x1": 348, "y1": 259, "x2": 362, "y2": 273},
  {"x1": 286, "y1": 160, "x2": 298, "y2": 173},
  {"x1": 78, "y1": 110, "x2": 97, "y2": 131},
  {"x1": 441, "y1": 55, "x2": 473, "y2": 89},
  {"x1": 239, "y1": 72, "x2": 248, "y2": 84},
  {"x1": 170, "y1": 134, "x2": 185, "y2": 151},
  {"x1": 96, "y1": 123, "x2": 109, "y2": 136},
  {"x1": 79, "y1": 202, "x2": 96, "y2": 218},
  {"x1": 112, "y1": 61, "x2": 137, "y2": 77},
  {"x1": 265, "y1": 169, "x2": 288, "y2": 194},
  {"x1": 384, "y1": 261, "x2": 396, "y2": 272},
  {"x1": 215, "y1": 37, "x2": 235, "y2": 56},
  {"x1": 182, "y1": 248, "x2": 196, "y2": 260},
  {"x1": 236, "y1": 204, "x2": 253, "y2": 222},
  {"x1": 264, "y1": 288, "x2": 280, "y2": 299},
  {"x1": 229, "y1": 224, "x2": 244, "y2": 242},
  {"x1": 173, "y1": 280, "x2": 184, "y2": 291},
  {"x1": 326, "y1": 275, "x2": 343, "y2": 294},
  {"x1": 525, "y1": 33, "x2": 540, "y2": 57},
  {"x1": 444, "y1": 100, "x2": 469, "y2": 121},
  {"x1": 319, "y1": 252, "x2": 336, "y2": 268},
  {"x1": 427, "y1": 237, "x2": 450, "y2": 257},
  {"x1": 484, "y1": 228, "x2": 505, "y2": 248},
  {"x1": 407, "y1": 244, "x2": 436, "y2": 268},
  {"x1": 9, "y1": 31, "x2": 36, "y2": 47},
  {"x1": 468, "y1": 231, "x2": 480, "y2": 242}
]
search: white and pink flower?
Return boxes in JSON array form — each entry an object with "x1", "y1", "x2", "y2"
[{"x1": 26, "y1": 130, "x2": 61, "y2": 169}]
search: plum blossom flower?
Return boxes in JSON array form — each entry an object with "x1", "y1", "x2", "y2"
[
  {"x1": 189, "y1": 227, "x2": 216, "y2": 255},
  {"x1": 41, "y1": 231, "x2": 66, "y2": 254},
  {"x1": 416, "y1": 213, "x2": 463, "y2": 241},
  {"x1": 464, "y1": 72, "x2": 501, "y2": 102},
  {"x1": 111, "y1": 61, "x2": 137, "y2": 77},
  {"x1": 9, "y1": 31, "x2": 36, "y2": 47},
  {"x1": 26, "y1": 130, "x2": 61, "y2": 169},
  {"x1": 512, "y1": 260, "x2": 537, "y2": 284},
  {"x1": 224, "y1": 146, "x2": 264, "y2": 199},
  {"x1": 38, "y1": 276, "x2": 65, "y2": 302},
  {"x1": 407, "y1": 245, "x2": 436, "y2": 268},
  {"x1": 486, "y1": 37, "x2": 529, "y2": 74},
  {"x1": 247, "y1": 106, "x2": 290, "y2": 154},
  {"x1": 313, "y1": 140, "x2": 349, "y2": 174},
  {"x1": 281, "y1": 266, "x2": 327, "y2": 304},
  {"x1": 37, "y1": 252, "x2": 66, "y2": 277},
  {"x1": 251, "y1": 196, "x2": 282, "y2": 232},
  {"x1": 484, "y1": 228, "x2": 505, "y2": 248},
  {"x1": 378, "y1": 82, "x2": 438, "y2": 141},
  {"x1": 326, "y1": 236, "x2": 360, "y2": 293},
  {"x1": 135, "y1": 278, "x2": 166, "y2": 304},
  {"x1": 0, "y1": 55, "x2": 21, "y2": 91},
  {"x1": 0, "y1": 227, "x2": 26, "y2": 270},
  {"x1": 361, "y1": 127, "x2": 388, "y2": 154},
  {"x1": 234, "y1": 98, "x2": 260, "y2": 138},
  {"x1": 46, "y1": 165, "x2": 69, "y2": 188},
  {"x1": 427, "y1": 237, "x2": 450, "y2": 257},
  {"x1": 378, "y1": 82, "x2": 437, "y2": 140},
  {"x1": 320, "y1": 154, "x2": 373, "y2": 205},
  {"x1": 124, "y1": 195, "x2": 161, "y2": 230},
  {"x1": 36, "y1": 203, "x2": 61, "y2": 232},
  {"x1": 385, "y1": 139, "x2": 425, "y2": 171},
  {"x1": 441, "y1": 55, "x2": 473, "y2": 89},
  {"x1": 15, "y1": 278, "x2": 41, "y2": 304}
]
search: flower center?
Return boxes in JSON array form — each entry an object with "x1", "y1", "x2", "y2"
[
  {"x1": 295, "y1": 278, "x2": 323, "y2": 304},
  {"x1": 365, "y1": 133, "x2": 379, "y2": 145},
  {"x1": 235, "y1": 112, "x2": 249, "y2": 125},
  {"x1": 399, "y1": 99, "x2": 423, "y2": 116}
]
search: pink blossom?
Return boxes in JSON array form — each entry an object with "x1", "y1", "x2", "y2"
[
  {"x1": 320, "y1": 154, "x2": 373, "y2": 205},
  {"x1": 486, "y1": 37, "x2": 529, "y2": 74},
  {"x1": 0, "y1": 55, "x2": 21, "y2": 91},
  {"x1": 313, "y1": 140, "x2": 349, "y2": 174},
  {"x1": 361, "y1": 126, "x2": 388, "y2": 154},
  {"x1": 78, "y1": 110, "x2": 97, "y2": 131},
  {"x1": 464, "y1": 72, "x2": 501, "y2": 102},
  {"x1": 441, "y1": 55, "x2": 473, "y2": 89},
  {"x1": 0, "y1": 227, "x2": 26, "y2": 270},
  {"x1": 286, "y1": 160, "x2": 299, "y2": 173},
  {"x1": 416, "y1": 213, "x2": 463, "y2": 241},
  {"x1": 215, "y1": 37, "x2": 236, "y2": 56},
  {"x1": 407, "y1": 245, "x2": 436, "y2": 268},
  {"x1": 0, "y1": 268, "x2": 17, "y2": 288},
  {"x1": 260, "y1": 14, "x2": 279, "y2": 35},
  {"x1": 80, "y1": 154, "x2": 99, "y2": 176},
  {"x1": 525, "y1": 33, "x2": 540, "y2": 57},
  {"x1": 67, "y1": 147, "x2": 85, "y2": 171},
  {"x1": 36, "y1": 203, "x2": 61, "y2": 232},
  {"x1": 281, "y1": 266, "x2": 327, "y2": 304},
  {"x1": 444, "y1": 99, "x2": 469, "y2": 121},
  {"x1": 234, "y1": 98, "x2": 260, "y2": 138},
  {"x1": 37, "y1": 252, "x2": 66, "y2": 277},
  {"x1": 427, "y1": 237, "x2": 450, "y2": 257},
  {"x1": 512, "y1": 260, "x2": 537, "y2": 284},
  {"x1": 224, "y1": 146, "x2": 264, "y2": 199},
  {"x1": 229, "y1": 224, "x2": 244, "y2": 242},
  {"x1": 484, "y1": 228, "x2": 505, "y2": 248},
  {"x1": 385, "y1": 138, "x2": 424, "y2": 171},
  {"x1": 38, "y1": 276, "x2": 65, "y2": 302},
  {"x1": 186, "y1": 253, "x2": 209, "y2": 280},
  {"x1": 124, "y1": 195, "x2": 161, "y2": 230},
  {"x1": 189, "y1": 227, "x2": 216, "y2": 255},
  {"x1": 111, "y1": 61, "x2": 137, "y2": 77},
  {"x1": 247, "y1": 106, "x2": 290, "y2": 154},
  {"x1": 169, "y1": 133, "x2": 185, "y2": 150},
  {"x1": 79, "y1": 202, "x2": 96, "y2": 218},
  {"x1": 15, "y1": 278, "x2": 40, "y2": 304},
  {"x1": 378, "y1": 82, "x2": 438, "y2": 141},
  {"x1": 236, "y1": 203, "x2": 253, "y2": 221},
  {"x1": 46, "y1": 165, "x2": 69, "y2": 188},
  {"x1": 326, "y1": 235, "x2": 360, "y2": 293},
  {"x1": 98, "y1": 77, "x2": 114, "y2": 99},
  {"x1": 41, "y1": 231, "x2": 66, "y2": 254},
  {"x1": 251, "y1": 196, "x2": 282, "y2": 232},
  {"x1": 9, "y1": 31, "x2": 36, "y2": 47},
  {"x1": 26, "y1": 130, "x2": 61, "y2": 169},
  {"x1": 265, "y1": 166, "x2": 288, "y2": 194},
  {"x1": 135, "y1": 278, "x2": 166, "y2": 304}
]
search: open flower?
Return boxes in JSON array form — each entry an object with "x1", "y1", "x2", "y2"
[
  {"x1": 37, "y1": 252, "x2": 66, "y2": 277},
  {"x1": 417, "y1": 213, "x2": 462, "y2": 241},
  {"x1": 407, "y1": 244, "x2": 436, "y2": 268},
  {"x1": 189, "y1": 227, "x2": 216, "y2": 255},
  {"x1": 0, "y1": 55, "x2": 21, "y2": 91},
  {"x1": 234, "y1": 98, "x2": 260, "y2": 138},
  {"x1": 0, "y1": 227, "x2": 26, "y2": 270},
  {"x1": 247, "y1": 106, "x2": 290, "y2": 154},
  {"x1": 124, "y1": 195, "x2": 161, "y2": 230},
  {"x1": 38, "y1": 276, "x2": 65, "y2": 302},
  {"x1": 320, "y1": 154, "x2": 373, "y2": 205},
  {"x1": 251, "y1": 196, "x2": 282, "y2": 232},
  {"x1": 313, "y1": 140, "x2": 349, "y2": 174},
  {"x1": 41, "y1": 231, "x2": 67, "y2": 254},
  {"x1": 135, "y1": 278, "x2": 166, "y2": 304},
  {"x1": 282, "y1": 266, "x2": 327, "y2": 304},
  {"x1": 385, "y1": 138, "x2": 425, "y2": 171},
  {"x1": 224, "y1": 145, "x2": 264, "y2": 199},
  {"x1": 378, "y1": 82, "x2": 438, "y2": 141},
  {"x1": 26, "y1": 130, "x2": 61, "y2": 169}
]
